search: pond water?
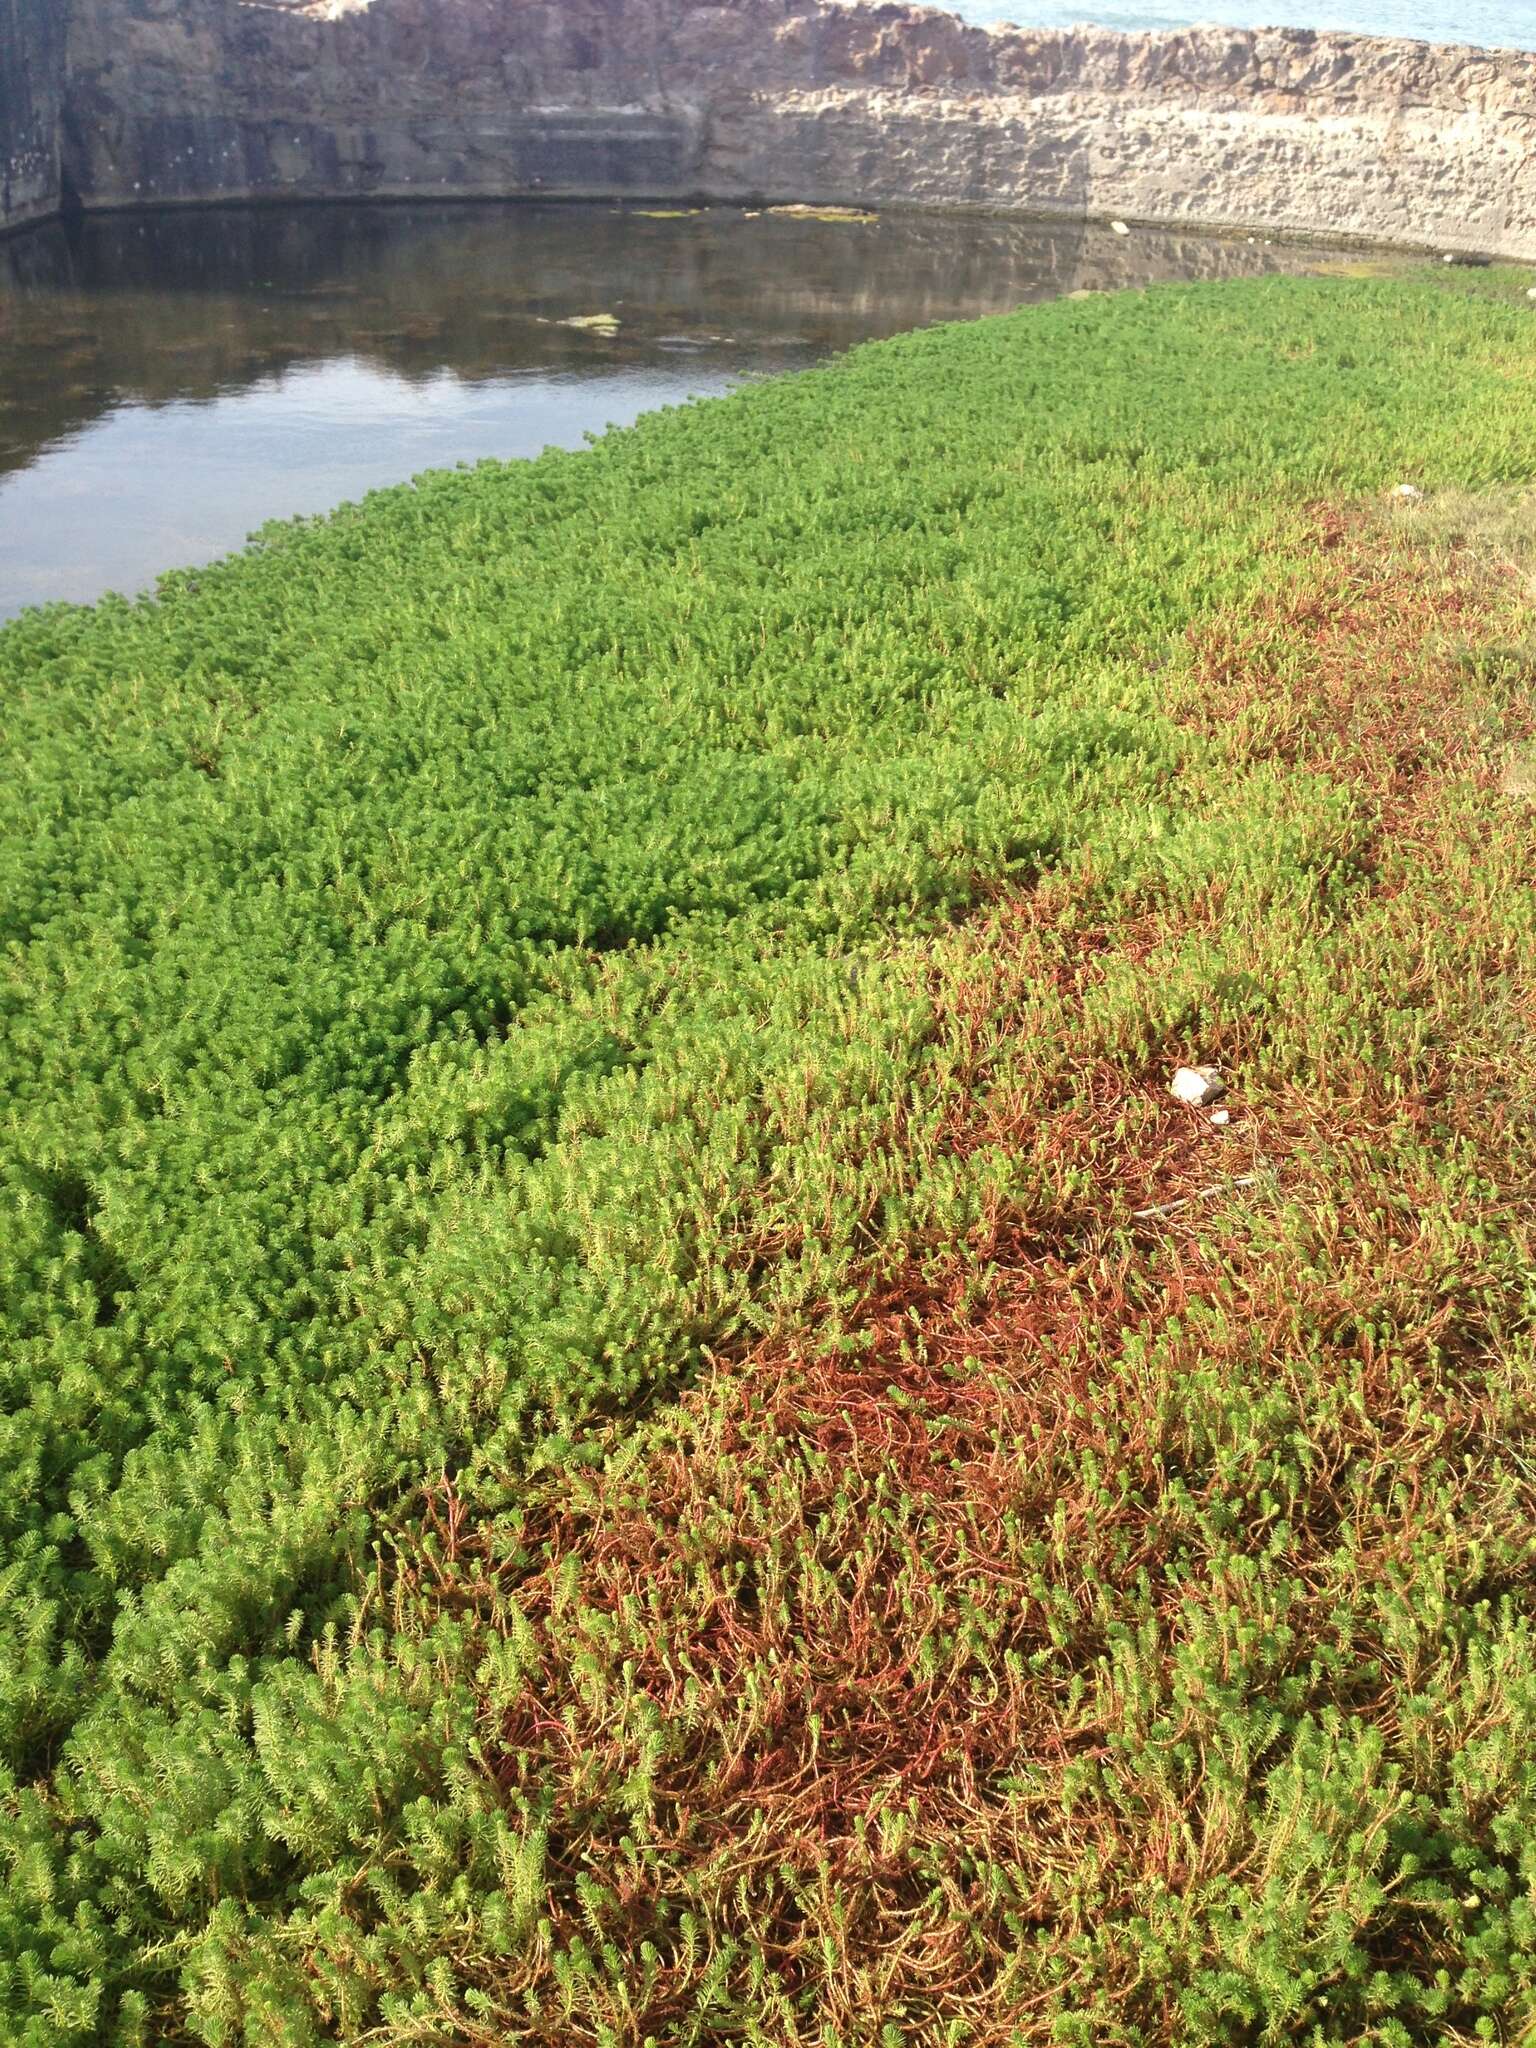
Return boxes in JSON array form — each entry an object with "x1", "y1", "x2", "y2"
[
  {"x1": 943, "y1": 2, "x2": 1535, "y2": 46},
  {"x1": 0, "y1": 202, "x2": 1360, "y2": 620}
]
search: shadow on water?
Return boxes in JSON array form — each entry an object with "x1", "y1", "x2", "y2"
[{"x1": 0, "y1": 200, "x2": 1370, "y2": 617}]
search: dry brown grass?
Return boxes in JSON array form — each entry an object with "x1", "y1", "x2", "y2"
[{"x1": 353, "y1": 509, "x2": 1536, "y2": 2044}]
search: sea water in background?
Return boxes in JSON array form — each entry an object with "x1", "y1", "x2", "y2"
[
  {"x1": 0, "y1": 202, "x2": 1361, "y2": 621},
  {"x1": 941, "y1": 1, "x2": 1536, "y2": 48}
]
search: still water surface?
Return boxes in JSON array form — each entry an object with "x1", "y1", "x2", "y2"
[{"x1": 1, "y1": 202, "x2": 1359, "y2": 620}]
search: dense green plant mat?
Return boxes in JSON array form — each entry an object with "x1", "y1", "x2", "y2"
[{"x1": 4, "y1": 270, "x2": 1536, "y2": 2044}]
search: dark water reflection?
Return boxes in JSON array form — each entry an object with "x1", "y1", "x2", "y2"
[{"x1": 0, "y1": 201, "x2": 1365, "y2": 618}]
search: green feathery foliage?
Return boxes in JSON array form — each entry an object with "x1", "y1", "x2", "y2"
[{"x1": 3, "y1": 269, "x2": 1536, "y2": 2042}]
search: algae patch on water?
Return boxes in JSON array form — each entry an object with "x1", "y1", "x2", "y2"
[{"x1": 766, "y1": 202, "x2": 878, "y2": 223}]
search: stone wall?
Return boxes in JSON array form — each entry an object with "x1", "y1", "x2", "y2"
[
  {"x1": 1, "y1": 0, "x2": 66, "y2": 233},
  {"x1": 11, "y1": 0, "x2": 1536, "y2": 257}
]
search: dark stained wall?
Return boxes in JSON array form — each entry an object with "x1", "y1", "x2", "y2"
[
  {"x1": 7, "y1": 0, "x2": 1536, "y2": 258},
  {"x1": 0, "y1": 0, "x2": 66, "y2": 233}
]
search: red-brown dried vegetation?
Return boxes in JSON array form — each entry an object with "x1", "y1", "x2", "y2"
[{"x1": 396, "y1": 510, "x2": 1536, "y2": 2046}]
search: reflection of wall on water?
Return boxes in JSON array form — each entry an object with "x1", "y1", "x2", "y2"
[
  {"x1": 2, "y1": 197, "x2": 1360, "y2": 309},
  {"x1": 0, "y1": 200, "x2": 1362, "y2": 479}
]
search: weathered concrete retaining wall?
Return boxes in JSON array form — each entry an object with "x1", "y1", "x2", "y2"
[
  {"x1": 1, "y1": 0, "x2": 66, "y2": 233},
  {"x1": 11, "y1": 0, "x2": 1536, "y2": 257}
]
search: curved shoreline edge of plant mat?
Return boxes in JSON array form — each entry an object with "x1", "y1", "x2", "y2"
[{"x1": 3, "y1": 266, "x2": 1536, "y2": 2043}]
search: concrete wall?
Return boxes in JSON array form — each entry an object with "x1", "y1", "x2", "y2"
[
  {"x1": 9, "y1": 0, "x2": 1536, "y2": 257},
  {"x1": 1, "y1": 0, "x2": 66, "y2": 233}
]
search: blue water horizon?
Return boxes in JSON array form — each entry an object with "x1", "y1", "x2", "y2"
[{"x1": 938, "y1": 1, "x2": 1536, "y2": 51}]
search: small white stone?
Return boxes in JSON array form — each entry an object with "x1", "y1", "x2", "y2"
[
  {"x1": 1526, "y1": 286, "x2": 1536, "y2": 301},
  {"x1": 1392, "y1": 483, "x2": 1425, "y2": 501},
  {"x1": 1170, "y1": 1065, "x2": 1226, "y2": 1107},
  {"x1": 1109, "y1": 219, "x2": 1131, "y2": 236},
  {"x1": 1209, "y1": 1107, "x2": 1231, "y2": 1127}
]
